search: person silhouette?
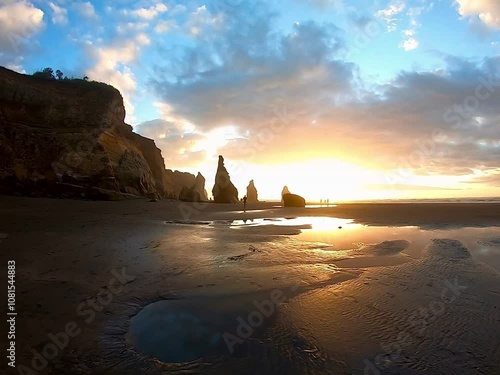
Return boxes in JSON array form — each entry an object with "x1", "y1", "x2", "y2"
[{"x1": 243, "y1": 195, "x2": 247, "y2": 211}]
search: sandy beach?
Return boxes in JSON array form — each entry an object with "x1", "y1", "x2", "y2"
[{"x1": 1, "y1": 196, "x2": 499, "y2": 374}]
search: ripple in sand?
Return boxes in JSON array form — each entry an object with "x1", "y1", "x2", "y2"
[
  {"x1": 358, "y1": 239, "x2": 411, "y2": 256},
  {"x1": 478, "y1": 237, "x2": 500, "y2": 247}
]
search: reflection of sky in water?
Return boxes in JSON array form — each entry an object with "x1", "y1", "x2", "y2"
[{"x1": 230, "y1": 217, "x2": 500, "y2": 271}]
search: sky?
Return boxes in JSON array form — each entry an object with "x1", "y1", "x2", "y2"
[{"x1": 1, "y1": 0, "x2": 500, "y2": 201}]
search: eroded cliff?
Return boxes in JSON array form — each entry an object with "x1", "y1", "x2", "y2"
[{"x1": 0, "y1": 67, "x2": 179, "y2": 199}]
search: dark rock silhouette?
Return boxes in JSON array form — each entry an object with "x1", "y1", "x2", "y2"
[
  {"x1": 212, "y1": 155, "x2": 238, "y2": 203},
  {"x1": 281, "y1": 186, "x2": 305, "y2": 207},
  {"x1": 0, "y1": 66, "x2": 183, "y2": 200},
  {"x1": 281, "y1": 185, "x2": 291, "y2": 204},
  {"x1": 246, "y1": 180, "x2": 258, "y2": 203},
  {"x1": 194, "y1": 172, "x2": 209, "y2": 201},
  {"x1": 178, "y1": 172, "x2": 208, "y2": 202},
  {"x1": 282, "y1": 193, "x2": 306, "y2": 207}
]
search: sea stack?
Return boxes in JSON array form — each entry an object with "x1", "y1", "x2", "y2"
[
  {"x1": 246, "y1": 180, "x2": 258, "y2": 203},
  {"x1": 282, "y1": 193, "x2": 306, "y2": 207},
  {"x1": 195, "y1": 172, "x2": 209, "y2": 201},
  {"x1": 281, "y1": 186, "x2": 291, "y2": 204},
  {"x1": 281, "y1": 185, "x2": 306, "y2": 207},
  {"x1": 212, "y1": 155, "x2": 238, "y2": 203}
]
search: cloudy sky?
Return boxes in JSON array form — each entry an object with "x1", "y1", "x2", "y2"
[{"x1": 1, "y1": 0, "x2": 500, "y2": 200}]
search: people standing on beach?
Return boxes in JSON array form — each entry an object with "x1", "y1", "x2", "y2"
[{"x1": 243, "y1": 195, "x2": 247, "y2": 211}]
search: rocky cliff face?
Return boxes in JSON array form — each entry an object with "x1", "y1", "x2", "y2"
[
  {"x1": 212, "y1": 155, "x2": 238, "y2": 203},
  {"x1": 0, "y1": 67, "x2": 187, "y2": 200},
  {"x1": 166, "y1": 170, "x2": 196, "y2": 198},
  {"x1": 172, "y1": 171, "x2": 208, "y2": 202},
  {"x1": 246, "y1": 179, "x2": 258, "y2": 203}
]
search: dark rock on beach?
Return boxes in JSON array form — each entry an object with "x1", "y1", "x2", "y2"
[
  {"x1": 246, "y1": 179, "x2": 258, "y2": 203},
  {"x1": 282, "y1": 193, "x2": 306, "y2": 207}
]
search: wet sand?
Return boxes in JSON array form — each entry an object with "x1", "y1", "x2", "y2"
[{"x1": 0, "y1": 196, "x2": 499, "y2": 374}]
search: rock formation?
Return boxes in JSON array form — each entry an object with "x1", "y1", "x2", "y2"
[
  {"x1": 281, "y1": 186, "x2": 291, "y2": 198},
  {"x1": 0, "y1": 67, "x2": 184, "y2": 200},
  {"x1": 246, "y1": 180, "x2": 258, "y2": 203},
  {"x1": 166, "y1": 170, "x2": 196, "y2": 198},
  {"x1": 281, "y1": 185, "x2": 290, "y2": 204},
  {"x1": 212, "y1": 155, "x2": 238, "y2": 203},
  {"x1": 194, "y1": 172, "x2": 209, "y2": 201},
  {"x1": 281, "y1": 186, "x2": 305, "y2": 207},
  {"x1": 178, "y1": 172, "x2": 208, "y2": 202},
  {"x1": 282, "y1": 193, "x2": 306, "y2": 207}
]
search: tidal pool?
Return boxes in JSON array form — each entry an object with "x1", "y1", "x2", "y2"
[{"x1": 126, "y1": 299, "x2": 227, "y2": 363}]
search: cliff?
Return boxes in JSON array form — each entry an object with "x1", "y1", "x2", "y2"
[
  {"x1": 0, "y1": 66, "x2": 183, "y2": 199},
  {"x1": 166, "y1": 170, "x2": 208, "y2": 202}
]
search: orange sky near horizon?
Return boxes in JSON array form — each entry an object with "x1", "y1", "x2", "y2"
[{"x1": 180, "y1": 157, "x2": 500, "y2": 202}]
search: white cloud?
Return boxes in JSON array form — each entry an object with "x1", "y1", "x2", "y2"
[
  {"x1": 116, "y1": 22, "x2": 148, "y2": 35},
  {"x1": 456, "y1": 0, "x2": 500, "y2": 28},
  {"x1": 376, "y1": 1, "x2": 406, "y2": 31},
  {"x1": 399, "y1": 5, "x2": 427, "y2": 52},
  {"x1": 5, "y1": 62, "x2": 26, "y2": 74},
  {"x1": 187, "y1": 5, "x2": 224, "y2": 37},
  {"x1": 74, "y1": 2, "x2": 96, "y2": 19},
  {"x1": 400, "y1": 37, "x2": 419, "y2": 51},
  {"x1": 171, "y1": 4, "x2": 187, "y2": 15},
  {"x1": 136, "y1": 33, "x2": 150, "y2": 45},
  {"x1": 86, "y1": 34, "x2": 151, "y2": 121},
  {"x1": 49, "y1": 2, "x2": 67, "y2": 25},
  {"x1": 132, "y1": 3, "x2": 168, "y2": 20},
  {"x1": 0, "y1": 0, "x2": 44, "y2": 64},
  {"x1": 155, "y1": 19, "x2": 176, "y2": 33}
]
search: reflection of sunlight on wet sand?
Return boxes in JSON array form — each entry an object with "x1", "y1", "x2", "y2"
[
  {"x1": 305, "y1": 204, "x2": 338, "y2": 208},
  {"x1": 227, "y1": 216, "x2": 500, "y2": 271}
]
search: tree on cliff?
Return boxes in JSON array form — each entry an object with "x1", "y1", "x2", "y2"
[
  {"x1": 32, "y1": 68, "x2": 90, "y2": 82},
  {"x1": 33, "y1": 67, "x2": 55, "y2": 80}
]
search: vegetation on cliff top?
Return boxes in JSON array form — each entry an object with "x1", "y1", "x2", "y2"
[
  {"x1": 32, "y1": 67, "x2": 88, "y2": 81},
  {"x1": 30, "y1": 67, "x2": 115, "y2": 92}
]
